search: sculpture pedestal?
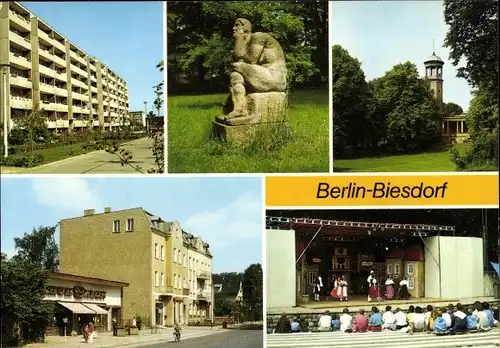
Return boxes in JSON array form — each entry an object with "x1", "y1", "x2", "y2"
[
  {"x1": 212, "y1": 121, "x2": 289, "y2": 145},
  {"x1": 247, "y1": 92, "x2": 287, "y2": 123}
]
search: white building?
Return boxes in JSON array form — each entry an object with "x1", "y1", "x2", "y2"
[{"x1": 43, "y1": 272, "x2": 128, "y2": 335}]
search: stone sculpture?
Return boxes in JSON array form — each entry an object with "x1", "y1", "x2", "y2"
[{"x1": 215, "y1": 18, "x2": 288, "y2": 126}]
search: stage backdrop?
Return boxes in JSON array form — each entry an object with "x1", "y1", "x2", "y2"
[
  {"x1": 424, "y1": 236, "x2": 484, "y2": 299},
  {"x1": 266, "y1": 229, "x2": 296, "y2": 309}
]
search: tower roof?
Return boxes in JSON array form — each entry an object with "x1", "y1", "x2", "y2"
[{"x1": 424, "y1": 52, "x2": 444, "y2": 65}]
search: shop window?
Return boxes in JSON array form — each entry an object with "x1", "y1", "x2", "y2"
[
  {"x1": 126, "y1": 218, "x2": 134, "y2": 231},
  {"x1": 407, "y1": 262, "x2": 414, "y2": 275},
  {"x1": 112, "y1": 220, "x2": 121, "y2": 233}
]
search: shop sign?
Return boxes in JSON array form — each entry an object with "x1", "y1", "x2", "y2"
[
  {"x1": 46, "y1": 285, "x2": 106, "y2": 299},
  {"x1": 361, "y1": 261, "x2": 373, "y2": 267}
]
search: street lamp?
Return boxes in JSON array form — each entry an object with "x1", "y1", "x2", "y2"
[{"x1": 1, "y1": 63, "x2": 10, "y2": 158}]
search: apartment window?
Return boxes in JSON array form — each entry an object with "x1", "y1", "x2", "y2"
[
  {"x1": 173, "y1": 249, "x2": 177, "y2": 263},
  {"x1": 126, "y1": 218, "x2": 134, "y2": 231},
  {"x1": 155, "y1": 271, "x2": 159, "y2": 287},
  {"x1": 160, "y1": 246, "x2": 164, "y2": 261},
  {"x1": 183, "y1": 255, "x2": 187, "y2": 268},
  {"x1": 161, "y1": 273, "x2": 165, "y2": 286},
  {"x1": 154, "y1": 243, "x2": 158, "y2": 259},
  {"x1": 173, "y1": 274, "x2": 177, "y2": 289},
  {"x1": 112, "y1": 220, "x2": 121, "y2": 233}
]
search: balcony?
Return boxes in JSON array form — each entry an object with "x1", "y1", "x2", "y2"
[
  {"x1": 38, "y1": 47, "x2": 54, "y2": 62},
  {"x1": 197, "y1": 291, "x2": 211, "y2": 301},
  {"x1": 9, "y1": 75, "x2": 32, "y2": 89},
  {"x1": 90, "y1": 86, "x2": 97, "y2": 93},
  {"x1": 54, "y1": 87, "x2": 67, "y2": 98},
  {"x1": 53, "y1": 39, "x2": 65, "y2": 52},
  {"x1": 53, "y1": 55, "x2": 66, "y2": 68},
  {"x1": 10, "y1": 31, "x2": 31, "y2": 51},
  {"x1": 71, "y1": 91, "x2": 87, "y2": 101},
  {"x1": 92, "y1": 120, "x2": 100, "y2": 127},
  {"x1": 55, "y1": 71, "x2": 67, "y2": 82},
  {"x1": 72, "y1": 105, "x2": 83, "y2": 113},
  {"x1": 70, "y1": 64, "x2": 87, "y2": 78},
  {"x1": 47, "y1": 119, "x2": 70, "y2": 129},
  {"x1": 196, "y1": 270, "x2": 211, "y2": 280},
  {"x1": 39, "y1": 65, "x2": 55, "y2": 78},
  {"x1": 10, "y1": 96, "x2": 33, "y2": 110},
  {"x1": 39, "y1": 83, "x2": 55, "y2": 94},
  {"x1": 9, "y1": 52, "x2": 31, "y2": 70},
  {"x1": 51, "y1": 103, "x2": 68, "y2": 113},
  {"x1": 10, "y1": 10, "x2": 31, "y2": 31},
  {"x1": 71, "y1": 78, "x2": 86, "y2": 89},
  {"x1": 38, "y1": 30, "x2": 54, "y2": 46}
]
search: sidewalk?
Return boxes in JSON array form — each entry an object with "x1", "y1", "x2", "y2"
[{"x1": 24, "y1": 326, "x2": 225, "y2": 348}]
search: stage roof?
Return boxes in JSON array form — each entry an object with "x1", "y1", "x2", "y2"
[{"x1": 266, "y1": 216, "x2": 455, "y2": 238}]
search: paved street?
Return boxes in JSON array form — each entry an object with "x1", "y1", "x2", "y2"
[
  {"x1": 266, "y1": 329, "x2": 500, "y2": 348},
  {"x1": 2, "y1": 137, "x2": 158, "y2": 174},
  {"x1": 145, "y1": 330, "x2": 263, "y2": 348}
]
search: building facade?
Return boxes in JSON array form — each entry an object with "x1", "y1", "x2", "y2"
[
  {"x1": 0, "y1": 2, "x2": 129, "y2": 134},
  {"x1": 59, "y1": 207, "x2": 212, "y2": 328},
  {"x1": 128, "y1": 110, "x2": 146, "y2": 128},
  {"x1": 43, "y1": 272, "x2": 128, "y2": 335}
]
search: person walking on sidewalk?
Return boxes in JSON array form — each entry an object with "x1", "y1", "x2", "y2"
[{"x1": 88, "y1": 322, "x2": 95, "y2": 343}]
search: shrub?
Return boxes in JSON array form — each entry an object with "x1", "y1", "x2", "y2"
[
  {"x1": 450, "y1": 131, "x2": 498, "y2": 171},
  {"x1": 0, "y1": 153, "x2": 44, "y2": 167}
]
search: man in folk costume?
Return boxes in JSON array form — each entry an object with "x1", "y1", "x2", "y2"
[
  {"x1": 367, "y1": 270, "x2": 374, "y2": 302},
  {"x1": 314, "y1": 274, "x2": 323, "y2": 301}
]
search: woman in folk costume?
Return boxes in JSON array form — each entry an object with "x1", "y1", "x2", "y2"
[
  {"x1": 368, "y1": 272, "x2": 381, "y2": 302},
  {"x1": 384, "y1": 275, "x2": 395, "y2": 300},
  {"x1": 397, "y1": 276, "x2": 411, "y2": 300},
  {"x1": 339, "y1": 275, "x2": 349, "y2": 301},
  {"x1": 367, "y1": 270, "x2": 374, "y2": 301},
  {"x1": 313, "y1": 274, "x2": 323, "y2": 301},
  {"x1": 330, "y1": 276, "x2": 342, "y2": 300}
]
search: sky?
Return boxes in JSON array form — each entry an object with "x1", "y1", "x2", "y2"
[
  {"x1": 0, "y1": 177, "x2": 262, "y2": 273},
  {"x1": 21, "y1": 1, "x2": 164, "y2": 114},
  {"x1": 330, "y1": 1, "x2": 473, "y2": 111}
]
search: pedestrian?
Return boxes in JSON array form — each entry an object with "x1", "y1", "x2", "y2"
[{"x1": 88, "y1": 322, "x2": 95, "y2": 343}]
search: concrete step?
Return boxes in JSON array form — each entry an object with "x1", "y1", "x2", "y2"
[{"x1": 266, "y1": 329, "x2": 500, "y2": 348}]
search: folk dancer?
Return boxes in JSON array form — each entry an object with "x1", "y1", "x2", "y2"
[
  {"x1": 330, "y1": 276, "x2": 342, "y2": 300},
  {"x1": 397, "y1": 276, "x2": 411, "y2": 300},
  {"x1": 313, "y1": 274, "x2": 323, "y2": 301},
  {"x1": 367, "y1": 271, "x2": 374, "y2": 302},
  {"x1": 384, "y1": 275, "x2": 395, "y2": 300},
  {"x1": 339, "y1": 275, "x2": 349, "y2": 301},
  {"x1": 368, "y1": 273, "x2": 382, "y2": 302}
]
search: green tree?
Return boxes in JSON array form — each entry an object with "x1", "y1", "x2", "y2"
[
  {"x1": 153, "y1": 60, "x2": 164, "y2": 117},
  {"x1": 370, "y1": 62, "x2": 441, "y2": 152},
  {"x1": 242, "y1": 263, "x2": 263, "y2": 321},
  {"x1": 443, "y1": 102, "x2": 464, "y2": 117},
  {"x1": 331, "y1": 45, "x2": 372, "y2": 158},
  {"x1": 444, "y1": 0, "x2": 498, "y2": 169},
  {"x1": 443, "y1": 0, "x2": 498, "y2": 99},
  {"x1": 14, "y1": 106, "x2": 50, "y2": 153},
  {"x1": 214, "y1": 295, "x2": 233, "y2": 316},
  {"x1": 13, "y1": 225, "x2": 59, "y2": 272},
  {"x1": 167, "y1": 1, "x2": 323, "y2": 93},
  {"x1": 1, "y1": 254, "x2": 54, "y2": 345}
]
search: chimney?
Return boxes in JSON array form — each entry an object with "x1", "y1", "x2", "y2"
[
  {"x1": 84, "y1": 209, "x2": 95, "y2": 216},
  {"x1": 104, "y1": 207, "x2": 112, "y2": 213}
]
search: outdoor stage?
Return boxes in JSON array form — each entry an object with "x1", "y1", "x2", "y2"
[{"x1": 267, "y1": 296, "x2": 497, "y2": 315}]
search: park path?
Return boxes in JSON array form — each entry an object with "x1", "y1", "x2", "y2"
[
  {"x1": 266, "y1": 328, "x2": 500, "y2": 348},
  {"x1": 1, "y1": 137, "x2": 158, "y2": 174}
]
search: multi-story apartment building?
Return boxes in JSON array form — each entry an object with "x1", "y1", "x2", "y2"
[
  {"x1": 0, "y1": 2, "x2": 129, "y2": 134},
  {"x1": 59, "y1": 207, "x2": 212, "y2": 327}
]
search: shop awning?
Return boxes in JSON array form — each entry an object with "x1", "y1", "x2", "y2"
[
  {"x1": 83, "y1": 303, "x2": 108, "y2": 315},
  {"x1": 57, "y1": 302, "x2": 96, "y2": 314}
]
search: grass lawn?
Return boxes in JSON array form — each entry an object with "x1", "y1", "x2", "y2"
[
  {"x1": 168, "y1": 90, "x2": 329, "y2": 173},
  {"x1": 333, "y1": 144, "x2": 471, "y2": 172}
]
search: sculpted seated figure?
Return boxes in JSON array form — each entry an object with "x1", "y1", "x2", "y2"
[{"x1": 218, "y1": 18, "x2": 287, "y2": 125}]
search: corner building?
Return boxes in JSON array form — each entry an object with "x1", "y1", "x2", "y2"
[
  {"x1": 59, "y1": 207, "x2": 213, "y2": 327},
  {"x1": 0, "y1": 2, "x2": 129, "y2": 134}
]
